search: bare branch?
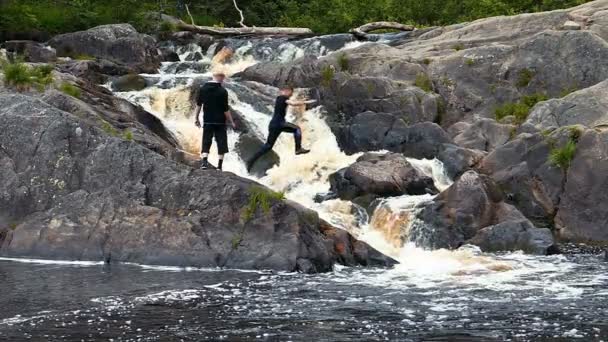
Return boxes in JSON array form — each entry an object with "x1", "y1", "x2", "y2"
[
  {"x1": 185, "y1": 3, "x2": 196, "y2": 25},
  {"x1": 232, "y1": 0, "x2": 247, "y2": 28}
]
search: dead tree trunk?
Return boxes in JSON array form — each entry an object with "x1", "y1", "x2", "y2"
[
  {"x1": 175, "y1": 21, "x2": 313, "y2": 37},
  {"x1": 350, "y1": 22, "x2": 415, "y2": 39}
]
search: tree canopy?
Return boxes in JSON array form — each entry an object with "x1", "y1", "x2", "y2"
[{"x1": 0, "y1": 0, "x2": 591, "y2": 37}]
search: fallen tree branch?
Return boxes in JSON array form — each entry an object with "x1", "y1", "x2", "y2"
[
  {"x1": 350, "y1": 21, "x2": 415, "y2": 39},
  {"x1": 175, "y1": 20, "x2": 313, "y2": 37}
]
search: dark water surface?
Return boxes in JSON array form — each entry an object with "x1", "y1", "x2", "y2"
[{"x1": 1, "y1": 252, "x2": 608, "y2": 342}]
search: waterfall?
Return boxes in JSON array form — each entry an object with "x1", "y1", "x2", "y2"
[{"x1": 115, "y1": 37, "x2": 517, "y2": 275}]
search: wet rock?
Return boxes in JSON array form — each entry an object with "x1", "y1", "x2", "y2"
[
  {"x1": 235, "y1": 133, "x2": 280, "y2": 177},
  {"x1": 160, "y1": 48, "x2": 180, "y2": 62},
  {"x1": 2, "y1": 40, "x2": 57, "y2": 63},
  {"x1": 437, "y1": 144, "x2": 486, "y2": 179},
  {"x1": 467, "y1": 220, "x2": 557, "y2": 255},
  {"x1": 49, "y1": 24, "x2": 161, "y2": 73},
  {"x1": 408, "y1": 170, "x2": 555, "y2": 253},
  {"x1": 162, "y1": 61, "x2": 210, "y2": 75},
  {"x1": 111, "y1": 74, "x2": 147, "y2": 92},
  {"x1": 329, "y1": 153, "x2": 437, "y2": 200},
  {"x1": 0, "y1": 93, "x2": 391, "y2": 273},
  {"x1": 56, "y1": 59, "x2": 135, "y2": 84}
]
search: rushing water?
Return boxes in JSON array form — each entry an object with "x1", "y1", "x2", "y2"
[{"x1": 2, "y1": 36, "x2": 608, "y2": 341}]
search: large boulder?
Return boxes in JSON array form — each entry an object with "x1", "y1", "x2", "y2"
[
  {"x1": 526, "y1": 79, "x2": 608, "y2": 130},
  {"x1": 56, "y1": 59, "x2": 135, "y2": 84},
  {"x1": 110, "y1": 74, "x2": 148, "y2": 92},
  {"x1": 477, "y1": 127, "x2": 580, "y2": 227},
  {"x1": 329, "y1": 153, "x2": 438, "y2": 200},
  {"x1": 2, "y1": 40, "x2": 57, "y2": 63},
  {"x1": 49, "y1": 24, "x2": 162, "y2": 73},
  {"x1": 554, "y1": 129, "x2": 608, "y2": 243},
  {"x1": 407, "y1": 171, "x2": 556, "y2": 254},
  {"x1": 338, "y1": 113, "x2": 452, "y2": 158},
  {"x1": 437, "y1": 143, "x2": 486, "y2": 179},
  {"x1": 0, "y1": 93, "x2": 393, "y2": 272}
]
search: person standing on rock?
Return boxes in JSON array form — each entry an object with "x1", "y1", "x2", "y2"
[
  {"x1": 194, "y1": 70, "x2": 236, "y2": 170},
  {"x1": 246, "y1": 86, "x2": 313, "y2": 173}
]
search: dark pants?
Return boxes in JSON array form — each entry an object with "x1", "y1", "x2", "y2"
[
  {"x1": 202, "y1": 124, "x2": 229, "y2": 155},
  {"x1": 248, "y1": 122, "x2": 302, "y2": 167}
]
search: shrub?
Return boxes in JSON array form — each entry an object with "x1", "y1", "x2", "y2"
[
  {"x1": 1, "y1": 60, "x2": 53, "y2": 91},
  {"x1": 495, "y1": 93, "x2": 548, "y2": 124},
  {"x1": 242, "y1": 186, "x2": 285, "y2": 222},
  {"x1": 414, "y1": 73, "x2": 433, "y2": 92},
  {"x1": 516, "y1": 68, "x2": 535, "y2": 88},
  {"x1": 320, "y1": 65, "x2": 335, "y2": 87},
  {"x1": 58, "y1": 82, "x2": 81, "y2": 98},
  {"x1": 337, "y1": 53, "x2": 349, "y2": 72},
  {"x1": 549, "y1": 140, "x2": 577, "y2": 170}
]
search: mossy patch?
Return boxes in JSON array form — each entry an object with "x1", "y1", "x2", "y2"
[
  {"x1": 465, "y1": 58, "x2": 475, "y2": 66},
  {"x1": 414, "y1": 73, "x2": 432, "y2": 92},
  {"x1": 494, "y1": 93, "x2": 548, "y2": 125},
  {"x1": 58, "y1": 82, "x2": 81, "y2": 98},
  {"x1": 516, "y1": 68, "x2": 535, "y2": 88}
]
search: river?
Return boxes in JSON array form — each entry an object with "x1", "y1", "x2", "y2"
[{"x1": 1, "y1": 34, "x2": 607, "y2": 341}]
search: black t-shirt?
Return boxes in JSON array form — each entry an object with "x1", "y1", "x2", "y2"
[
  {"x1": 197, "y1": 82, "x2": 229, "y2": 124},
  {"x1": 270, "y1": 95, "x2": 289, "y2": 127}
]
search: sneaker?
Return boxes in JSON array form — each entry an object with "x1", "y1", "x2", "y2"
[
  {"x1": 201, "y1": 160, "x2": 216, "y2": 170},
  {"x1": 295, "y1": 148, "x2": 311, "y2": 155}
]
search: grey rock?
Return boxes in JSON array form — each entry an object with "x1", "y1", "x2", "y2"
[
  {"x1": 49, "y1": 24, "x2": 161, "y2": 73},
  {"x1": 330, "y1": 153, "x2": 437, "y2": 200},
  {"x1": 468, "y1": 220, "x2": 557, "y2": 255},
  {"x1": 555, "y1": 129, "x2": 608, "y2": 242},
  {"x1": 408, "y1": 170, "x2": 555, "y2": 252},
  {"x1": 235, "y1": 133, "x2": 280, "y2": 177},
  {"x1": 2, "y1": 40, "x2": 57, "y2": 63},
  {"x1": 437, "y1": 143, "x2": 486, "y2": 179},
  {"x1": 526, "y1": 79, "x2": 608, "y2": 130},
  {"x1": 0, "y1": 92, "x2": 394, "y2": 272},
  {"x1": 452, "y1": 118, "x2": 516, "y2": 152},
  {"x1": 110, "y1": 74, "x2": 147, "y2": 92}
]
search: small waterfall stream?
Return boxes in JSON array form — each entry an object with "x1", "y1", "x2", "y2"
[{"x1": 115, "y1": 38, "x2": 529, "y2": 275}]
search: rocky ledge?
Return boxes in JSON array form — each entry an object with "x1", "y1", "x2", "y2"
[{"x1": 0, "y1": 93, "x2": 395, "y2": 273}]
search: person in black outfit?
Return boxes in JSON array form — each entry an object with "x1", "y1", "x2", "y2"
[
  {"x1": 246, "y1": 86, "x2": 313, "y2": 173},
  {"x1": 194, "y1": 71, "x2": 236, "y2": 170}
]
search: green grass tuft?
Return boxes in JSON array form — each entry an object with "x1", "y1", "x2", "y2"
[
  {"x1": 1, "y1": 60, "x2": 53, "y2": 91},
  {"x1": 495, "y1": 93, "x2": 548, "y2": 124},
  {"x1": 414, "y1": 73, "x2": 433, "y2": 92},
  {"x1": 516, "y1": 68, "x2": 535, "y2": 88},
  {"x1": 337, "y1": 53, "x2": 349, "y2": 72},
  {"x1": 58, "y1": 82, "x2": 81, "y2": 98},
  {"x1": 465, "y1": 58, "x2": 475, "y2": 66},
  {"x1": 320, "y1": 65, "x2": 335, "y2": 87},
  {"x1": 422, "y1": 58, "x2": 432, "y2": 65},
  {"x1": 452, "y1": 43, "x2": 465, "y2": 51},
  {"x1": 123, "y1": 130, "x2": 134, "y2": 141},
  {"x1": 101, "y1": 121, "x2": 119, "y2": 137},
  {"x1": 242, "y1": 186, "x2": 285, "y2": 222},
  {"x1": 549, "y1": 140, "x2": 577, "y2": 170}
]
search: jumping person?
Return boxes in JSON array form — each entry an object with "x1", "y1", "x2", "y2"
[
  {"x1": 194, "y1": 71, "x2": 236, "y2": 170},
  {"x1": 246, "y1": 86, "x2": 313, "y2": 172}
]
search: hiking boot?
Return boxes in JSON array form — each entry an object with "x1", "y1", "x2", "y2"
[
  {"x1": 201, "y1": 159, "x2": 216, "y2": 170},
  {"x1": 295, "y1": 148, "x2": 311, "y2": 155}
]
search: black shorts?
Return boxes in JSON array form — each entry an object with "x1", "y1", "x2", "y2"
[{"x1": 202, "y1": 124, "x2": 229, "y2": 154}]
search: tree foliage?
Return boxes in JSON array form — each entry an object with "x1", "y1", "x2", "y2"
[{"x1": 0, "y1": 0, "x2": 591, "y2": 36}]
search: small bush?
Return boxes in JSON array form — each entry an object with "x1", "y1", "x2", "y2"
[
  {"x1": 320, "y1": 65, "x2": 335, "y2": 87},
  {"x1": 549, "y1": 140, "x2": 577, "y2": 170},
  {"x1": 337, "y1": 53, "x2": 349, "y2": 72},
  {"x1": 414, "y1": 73, "x2": 433, "y2": 92},
  {"x1": 516, "y1": 68, "x2": 535, "y2": 88},
  {"x1": 1, "y1": 60, "x2": 53, "y2": 91},
  {"x1": 242, "y1": 186, "x2": 285, "y2": 222},
  {"x1": 58, "y1": 82, "x2": 81, "y2": 98},
  {"x1": 123, "y1": 130, "x2": 134, "y2": 141},
  {"x1": 452, "y1": 43, "x2": 465, "y2": 51},
  {"x1": 495, "y1": 93, "x2": 548, "y2": 124}
]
